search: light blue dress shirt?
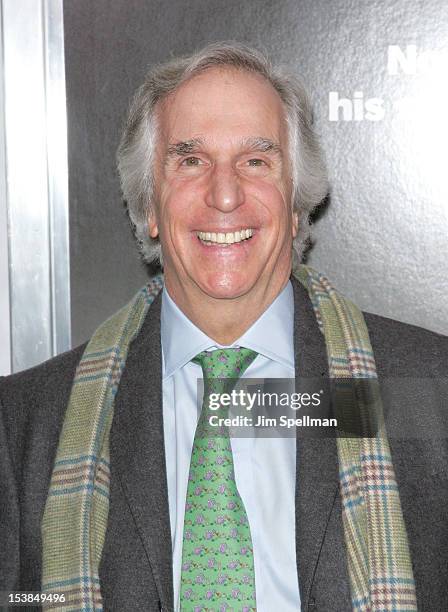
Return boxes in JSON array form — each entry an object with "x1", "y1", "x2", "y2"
[{"x1": 161, "y1": 281, "x2": 301, "y2": 611}]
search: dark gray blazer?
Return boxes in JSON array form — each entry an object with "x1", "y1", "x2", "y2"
[{"x1": 1, "y1": 278, "x2": 447, "y2": 612}]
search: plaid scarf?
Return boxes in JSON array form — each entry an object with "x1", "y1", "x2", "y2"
[
  {"x1": 41, "y1": 266, "x2": 417, "y2": 611},
  {"x1": 295, "y1": 267, "x2": 417, "y2": 611}
]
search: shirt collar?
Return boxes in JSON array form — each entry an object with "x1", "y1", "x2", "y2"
[{"x1": 161, "y1": 281, "x2": 294, "y2": 378}]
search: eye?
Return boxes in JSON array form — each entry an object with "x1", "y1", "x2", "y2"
[
  {"x1": 181, "y1": 156, "x2": 202, "y2": 166},
  {"x1": 247, "y1": 158, "x2": 266, "y2": 166}
]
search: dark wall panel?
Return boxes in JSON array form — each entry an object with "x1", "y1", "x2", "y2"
[{"x1": 64, "y1": 0, "x2": 448, "y2": 345}]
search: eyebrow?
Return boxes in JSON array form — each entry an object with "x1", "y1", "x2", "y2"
[
  {"x1": 166, "y1": 136, "x2": 282, "y2": 157},
  {"x1": 166, "y1": 138, "x2": 204, "y2": 156},
  {"x1": 242, "y1": 136, "x2": 282, "y2": 155}
]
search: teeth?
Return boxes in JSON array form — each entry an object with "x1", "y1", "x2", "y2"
[{"x1": 197, "y1": 229, "x2": 254, "y2": 245}]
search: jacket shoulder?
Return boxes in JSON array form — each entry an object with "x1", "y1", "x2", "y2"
[
  {"x1": 0, "y1": 342, "x2": 86, "y2": 413},
  {"x1": 1, "y1": 342, "x2": 85, "y2": 387},
  {"x1": 362, "y1": 311, "x2": 447, "y2": 377},
  {"x1": 0, "y1": 344, "x2": 87, "y2": 481}
]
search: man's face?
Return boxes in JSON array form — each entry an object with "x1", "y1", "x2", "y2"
[{"x1": 151, "y1": 67, "x2": 297, "y2": 305}]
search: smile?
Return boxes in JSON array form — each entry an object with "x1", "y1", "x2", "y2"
[{"x1": 196, "y1": 228, "x2": 254, "y2": 246}]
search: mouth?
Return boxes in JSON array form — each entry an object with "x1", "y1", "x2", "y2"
[{"x1": 196, "y1": 228, "x2": 255, "y2": 246}]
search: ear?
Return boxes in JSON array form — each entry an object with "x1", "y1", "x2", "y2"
[
  {"x1": 148, "y1": 213, "x2": 159, "y2": 238},
  {"x1": 292, "y1": 211, "x2": 298, "y2": 238}
]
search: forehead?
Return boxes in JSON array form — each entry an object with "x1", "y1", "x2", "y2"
[{"x1": 157, "y1": 66, "x2": 288, "y2": 146}]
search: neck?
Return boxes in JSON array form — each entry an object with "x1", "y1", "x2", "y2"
[{"x1": 165, "y1": 273, "x2": 291, "y2": 345}]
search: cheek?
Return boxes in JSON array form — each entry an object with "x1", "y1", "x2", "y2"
[
  {"x1": 160, "y1": 180, "x2": 204, "y2": 223},
  {"x1": 157, "y1": 197, "x2": 188, "y2": 237},
  {"x1": 246, "y1": 180, "x2": 291, "y2": 225}
]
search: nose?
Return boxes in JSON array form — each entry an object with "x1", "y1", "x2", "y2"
[{"x1": 204, "y1": 163, "x2": 244, "y2": 212}]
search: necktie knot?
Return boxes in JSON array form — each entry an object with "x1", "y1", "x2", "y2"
[{"x1": 192, "y1": 347, "x2": 258, "y2": 380}]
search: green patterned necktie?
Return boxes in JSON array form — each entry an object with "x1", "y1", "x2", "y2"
[{"x1": 180, "y1": 348, "x2": 258, "y2": 611}]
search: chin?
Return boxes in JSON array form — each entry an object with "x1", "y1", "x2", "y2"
[{"x1": 195, "y1": 271, "x2": 257, "y2": 300}]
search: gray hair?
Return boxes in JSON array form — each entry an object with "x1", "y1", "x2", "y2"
[{"x1": 117, "y1": 41, "x2": 328, "y2": 268}]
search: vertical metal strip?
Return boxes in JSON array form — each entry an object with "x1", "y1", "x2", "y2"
[
  {"x1": 0, "y1": 1, "x2": 11, "y2": 375},
  {"x1": 44, "y1": 0, "x2": 71, "y2": 356},
  {"x1": 2, "y1": 0, "x2": 70, "y2": 373}
]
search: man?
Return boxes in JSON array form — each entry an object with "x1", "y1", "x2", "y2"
[{"x1": 0, "y1": 42, "x2": 447, "y2": 612}]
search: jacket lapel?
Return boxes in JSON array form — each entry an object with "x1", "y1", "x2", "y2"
[
  {"x1": 291, "y1": 277, "x2": 342, "y2": 608},
  {"x1": 110, "y1": 292, "x2": 174, "y2": 610}
]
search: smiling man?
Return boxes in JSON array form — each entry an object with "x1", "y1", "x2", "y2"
[
  {"x1": 152, "y1": 65, "x2": 296, "y2": 343},
  {"x1": 1, "y1": 42, "x2": 447, "y2": 612}
]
